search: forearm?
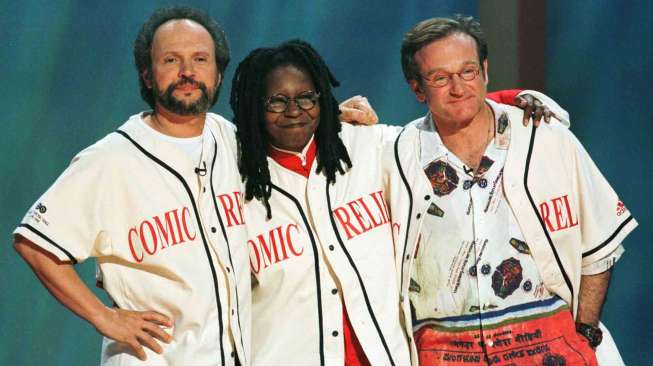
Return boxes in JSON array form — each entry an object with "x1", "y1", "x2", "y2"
[
  {"x1": 15, "y1": 236, "x2": 172, "y2": 360},
  {"x1": 576, "y1": 269, "x2": 612, "y2": 325},
  {"x1": 14, "y1": 237, "x2": 110, "y2": 328}
]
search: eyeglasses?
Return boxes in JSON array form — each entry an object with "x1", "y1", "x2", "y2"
[
  {"x1": 421, "y1": 65, "x2": 481, "y2": 88},
  {"x1": 264, "y1": 91, "x2": 320, "y2": 113}
]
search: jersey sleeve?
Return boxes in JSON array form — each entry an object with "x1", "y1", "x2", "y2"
[
  {"x1": 567, "y1": 133, "x2": 637, "y2": 266},
  {"x1": 487, "y1": 89, "x2": 523, "y2": 105},
  {"x1": 13, "y1": 145, "x2": 112, "y2": 263},
  {"x1": 488, "y1": 89, "x2": 571, "y2": 127},
  {"x1": 374, "y1": 123, "x2": 403, "y2": 144},
  {"x1": 581, "y1": 244, "x2": 624, "y2": 275}
]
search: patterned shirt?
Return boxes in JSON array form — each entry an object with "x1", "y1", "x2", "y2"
[{"x1": 409, "y1": 100, "x2": 619, "y2": 365}]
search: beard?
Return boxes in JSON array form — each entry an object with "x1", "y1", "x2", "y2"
[{"x1": 153, "y1": 76, "x2": 218, "y2": 116}]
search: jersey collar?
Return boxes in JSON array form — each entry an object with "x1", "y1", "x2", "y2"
[{"x1": 268, "y1": 136, "x2": 317, "y2": 178}]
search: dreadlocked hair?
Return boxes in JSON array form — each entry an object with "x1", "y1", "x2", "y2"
[{"x1": 230, "y1": 39, "x2": 352, "y2": 219}]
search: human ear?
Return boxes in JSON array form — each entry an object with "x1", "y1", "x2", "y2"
[
  {"x1": 142, "y1": 69, "x2": 153, "y2": 89},
  {"x1": 409, "y1": 79, "x2": 427, "y2": 103}
]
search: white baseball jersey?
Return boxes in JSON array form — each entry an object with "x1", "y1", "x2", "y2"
[
  {"x1": 14, "y1": 112, "x2": 251, "y2": 366},
  {"x1": 244, "y1": 123, "x2": 432, "y2": 366},
  {"x1": 399, "y1": 101, "x2": 636, "y2": 365}
]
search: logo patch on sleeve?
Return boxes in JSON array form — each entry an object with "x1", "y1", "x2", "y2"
[
  {"x1": 616, "y1": 200, "x2": 626, "y2": 216},
  {"x1": 35, "y1": 203, "x2": 47, "y2": 214}
]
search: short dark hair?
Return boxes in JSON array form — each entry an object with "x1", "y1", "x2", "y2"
[
  {"x1": 230, "y1": 40, "x2": 351, "y2": 219},
  {"x1": 401, "y1": 15, "x2": 488, "y2": 83},
  {"x1": 133, "y1": 6, "x2": 230, "y2": 108}
]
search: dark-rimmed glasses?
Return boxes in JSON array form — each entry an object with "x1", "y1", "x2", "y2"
[
  {"x1": 264, "y1": 91, "x2": 320, "y2": 113},
  {"x1": 421, "y1": 64, "x2": 481, "y2": 88}
]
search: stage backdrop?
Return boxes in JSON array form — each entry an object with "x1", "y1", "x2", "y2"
[{"x1": 1, "y1": 1, "x2": 650, "y2": 365}]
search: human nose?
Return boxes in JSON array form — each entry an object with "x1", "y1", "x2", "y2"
[
  {"x1": 448, "y1": 74, "x2": 465, "y2": 96},
  {"x1": 284, "y1": 98, "x2": 302, "y2": 117},
  {"x1": 178, "y1": 59, "x2": 195, "y2": 78}
]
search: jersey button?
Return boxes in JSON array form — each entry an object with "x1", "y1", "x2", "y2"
[
  {"x1": 226, "y1": 266, "x2": 231, "y2": 272},
  {"x1": 230, "y1": 351, "x2": 235, "y2": 358},
  {"x1": 328, "y1": 245, "x2": 334, "y2": 251},
  {"x1": 331, "y1": 288, "x2": 338, "y2": 295},
  {"x1": 332, "y1": 330, "x2": 339, "y2": 337},
  {"x1": 203, "y1": 187, "x2": 206, "y2": 193},
  {"x1": 416, "y1": 213, "x2": 422, "y2": 219},
  {"x1": 424, "y1": 195, "x2": 431, "y2": 201},
  {"x1": 211, "y1": 227, "x2": 217, "y2": 233}
]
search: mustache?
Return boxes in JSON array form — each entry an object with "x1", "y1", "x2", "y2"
[{"x1": 170, "y1": 76, "x2": 207, "y2": 90}]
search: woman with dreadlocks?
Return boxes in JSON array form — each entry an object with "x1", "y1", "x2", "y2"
[
  {"x1": 230, "y1": 40, "x2": 564, "y2": 366},
  {"x1": 230, "y1": 39, "x2": 418, "y2": 366}
]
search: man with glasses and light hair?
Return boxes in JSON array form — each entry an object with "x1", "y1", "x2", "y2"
[{"x1": 394, "y1": 15, "x2": 636, "y2": 365}]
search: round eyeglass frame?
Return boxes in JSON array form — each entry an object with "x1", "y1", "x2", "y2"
[
  {"x1": 421, "y1": 66, "x2": 481, "y2": 88},
  {"x1": 264, "y1": 91, "x2": 321, "y2": 113}
]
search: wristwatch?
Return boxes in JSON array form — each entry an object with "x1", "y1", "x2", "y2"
[{"x1": 575, "y1": 322, "x2": 603, "y2": 348}]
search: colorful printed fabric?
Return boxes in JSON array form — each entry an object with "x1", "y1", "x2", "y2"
[
  {"x1": 414, "y1": 298, "x2": 597, "y2": 365},
  {"x1": 410, "y1": 102, "x2": 598, "y2": 365}
]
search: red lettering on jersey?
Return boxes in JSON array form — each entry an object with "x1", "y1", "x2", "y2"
[
  {"x1": 348, "y1": 200, "x2": 373, "y2": 232},
  {"x1": 370, "y1": 190, "x2": 391, "y2": 223},
  {"x1": 181, "y1": 207, "x2": 196, "y2": 240},
  {"x1": 539, "y1": 201, "x2": 554, "y2": 232},
  {"x1": 128, "y1": 228, "x2": 143, "y2": 263},
  {"x1": 358, "y1": 197, "x2": 382, "y2": 227},
  {"x1": 217, "y1": 191, "x2": 245, "y2": 227},
  {"x1": 248, "y1": 223, "x2": 305, "y2": 274},
  {"x1": 286, "y1": 223, "x2": 304, "y2": 256},
  {"x1": 538, "y1": 195, "x2": 578, "y2": 233},
  {"x1": 563, "y1": 195, "x2": 579, "y2": 227},
  {"x1": 333, "y1": 191, "x2": 390, "y2": 240},
  {"x1": 248, "y1": 239, "x2": 262, "y2": 274},
  {"x1": 333, "y1": 207, "x2": 361, "y2": 240},
  {"x1": 140, "y1": 220, "x2": 158, "y2": 255},
  {"x1": 172, "y1": 207, "x2": 185, "y2": 244},
  {"x1": 126, "y1": 206, "x2": 197, "y2": 262},
  {"x1": 392, "y1": 222, "x2": 401, "y2": 241},
  {"x1": 153, "y1": 209, "x2": 180, "y2": 248}
]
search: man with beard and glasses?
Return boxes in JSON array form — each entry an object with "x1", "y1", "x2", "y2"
[{"x1": 12, "y1": 6, "x2": 250, "y2": 365}]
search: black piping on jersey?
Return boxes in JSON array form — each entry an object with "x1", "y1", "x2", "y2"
[
  {"x1": 269, "y1": 183, "x2": 325, "y2": 366},
  {"x1": 325, "y1": 182, "x2": 396, "y2": 366},
  {"x1": 393, "y1": 128, "x2": 414, "y2": 300},
  {"x1": 115, "y1": 130, "x2": 226, "y2": 366},
  {"x1": 522, "y1": 125, "x2": 573, "y2": 299},
  {"x1": 207, "y1": 130, "x2": 246, "y2": 363},
  {"x1": 17, "y1": 223, "x2": 77, "y2": 264},
  {"x1": 582, "y1": 215, "x2": 633, "y2": 258},
  {"x1": 392, "y1": 127, "x2": 416, "y2": 348}
]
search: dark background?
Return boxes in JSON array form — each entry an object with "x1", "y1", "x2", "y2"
[{"x1": 2, "y1": 1, "x2": 651, "y2": 364}]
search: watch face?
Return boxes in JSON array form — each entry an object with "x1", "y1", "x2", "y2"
[
  {"x1": 576, "y1": 323, "x2": 603, "y2": 347},
  {"x1": 592, "y1": 328, "x2": 603, "y2": 347}
]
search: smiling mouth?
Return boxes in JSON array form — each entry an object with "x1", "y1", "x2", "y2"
[
  {"x1": 279, "y1": 122, "x2": 309, "y2": 128},
  {"x1": 448, "y1": 96, "x2": 475, "y2": 104},
  {"x1": 175, "y1": 85, "x2": 199, "y2": 92}
]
